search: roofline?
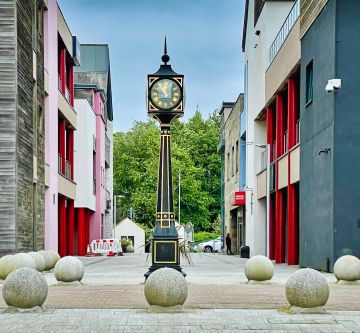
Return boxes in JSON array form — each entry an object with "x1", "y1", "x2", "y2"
[
  {"x1": 74, "y1": 83, "x2": 106, "y2": 101},
  {"x1": 242, "y1": 0, "x2": 249, "y2": 52},
  {"x1": 219, "y1": 102, "x2": 235, "y2": 115}
]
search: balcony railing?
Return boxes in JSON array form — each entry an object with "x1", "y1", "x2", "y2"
[
  {"x1": 283, "y1": 131, "x2": 288, "y2": 155},
  {"x1": 65, "y1": 87, "x2": 70, "y2": 103},
  {"x1": 295, "y1": 120, "x2": 300, "y2": 145},
  {"x1": 58, "y1": 154, "x2": 63, "y2": 174},
  {"x1": 269, "y1": 0, "x2": 300, "y2": 65},
  {"x1": 105, "y1": 135, "x2": 111, "y2": 167},
  {"x1": 272, "y1": 140, "x2": 277, "y2": 161},
  {"x1": 260, "y1": 149, "x2": 267, "y2": 173},
  {"x1": 58, "y1": 74, "x2": 62, "y2": 91},
  {"x1": 65, "y1": 160, "x2": 71, "y2": 179}
]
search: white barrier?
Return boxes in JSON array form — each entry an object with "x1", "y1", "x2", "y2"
[{"x1": 90, "y1": 239, "x2": 122, "y2": 256}]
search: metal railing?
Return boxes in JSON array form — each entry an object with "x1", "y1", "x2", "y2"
[
  {"x1": 58, "y1": 74, "x2": 62, "y2": 91},
  {"x1": 260, "y1": 149, "x2": 267, "y2": 173},
  {"x1": 65, "y1": 160, "x2": 71, "y2": 179},
  {"x1": 283, "y1": 131, "x2": 289, "y2": 154},
  {"x1": 272, "y1": 140, "x2": 277, "y2": 161},
  {"x1": 296, "y1": 120, "x2": 300, "y2": 145},
  {"x1": 269, "y1": 0, "x2": 300, "y2": 65},
  {"x1": 58, "y1": 154, "x2": 62, "y2": 174},
  {"x1": 65, "y1": 87, "x2": 70, "y2": 103}
]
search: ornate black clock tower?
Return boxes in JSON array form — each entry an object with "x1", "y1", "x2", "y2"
[{"x1": 144, "y1": 38, "x2": 185, "y2": 278}]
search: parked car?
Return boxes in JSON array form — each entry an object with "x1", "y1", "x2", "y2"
[{"x1": 197, "y1": 237, "x2": 223, "y2": 253}]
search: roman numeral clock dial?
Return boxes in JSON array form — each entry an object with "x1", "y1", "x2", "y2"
[{"x1": 150, "y1": 79, "x2": 182, "y2": 110}]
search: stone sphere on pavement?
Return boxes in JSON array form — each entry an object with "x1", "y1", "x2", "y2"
[
  {"x1": 334, "y1": 255, "x2": 360, "y2": 281},
  {"x1": 245, "y1": 255, "x2": 274, "y2": 281},
  {"x1": 0, "y1": 255, "x2": 22, "y2": 280},
  {"x1": 13, "y1": 253, "x2": 36, "y2": 269},
  {"x1": 54, "y1": 256, "x2": 84, "y2": 282},
  {"x1": 285, "y1": 268, "x2": 329, "y2": 308},
  {"x1": 28, "y1": 252, "x2": 46, "y2": 272},
  {"x1": 48, "y1": 250, "x2": 60, "y2": 266},
  {"x1": 2, "y1": 267, "x2": 48, "y2": 308},
  {"x1": 126, "y1": 245, "x2": 134, "y2": 253},
  {"x1": 144, "y1": 267, "x2": 188, "y2": 307},
  {"x1": 38, "y1": 250, "x2": 55, "y2": 271}
]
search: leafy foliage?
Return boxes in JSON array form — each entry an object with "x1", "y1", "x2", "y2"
[
  {"x1": 113, "y1": 110, "x2": 221, "y2": 232},
  {"x1": 193, "y1": 232, "x2": 221, "y2": 243}
]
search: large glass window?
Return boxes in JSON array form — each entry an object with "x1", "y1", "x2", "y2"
[{"x1": 305, "y1": 61, "x2": 313, "y2": 106}]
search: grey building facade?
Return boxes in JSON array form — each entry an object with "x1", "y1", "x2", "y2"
[
  {"x1": 300, "y1": 0, "x2": 360, "y2": 271},
  {"x1": 0, "y1": 0, "x2": 45, "y2": 255}
]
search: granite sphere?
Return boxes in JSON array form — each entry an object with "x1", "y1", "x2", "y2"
[
  {"x1": 0, "y1": 255, "x2": 22, "y2": 280},
  {"x1": 13, "y1": 253, "x2": 36, "y2": 269},
  {"x1": 38, "y1": 251, "x2": 55, "y2": 271},
  {"x1": 126, "y1": 245, "x2": 134, "y2": 253},
  {"x1": 245, "y1": 255, "x2": 274, "y2": 281},
  {"x1": 286, "y1": 268, "x2": 329, "y2": 308},
  {"x1": 2, "y1": 267, "x2": 48, "y2": 308},
  {"x1": 144, "y1": 268, "x2": 188, "y2": 307},
  {"x1": 334, "y1": 255, "x2": 360, "y2": 281},
  {"x1": 48, "y1": 250, "x2": 60, "y2": 266},
  {"x1": 28, "y1": 252, "x2": 46, "y2": 272},
  {"x1": 54, "y1": 256, "x2": 84, "y2": 282}
]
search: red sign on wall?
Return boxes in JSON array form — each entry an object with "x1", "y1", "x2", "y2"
[{"x1": 234, "y1": 191, "x2": 246, "y2": 205}]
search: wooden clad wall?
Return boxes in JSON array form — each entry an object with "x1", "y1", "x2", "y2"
[
  {"x1": 16, "y1": 0, "x2": 45, "y2": 252},
  {"x1": 0, "y1": 0, "x2": 17, "y2": 256},
  {"x1": 300, "y1": 0, "x2": 330, "y2": 38},
  {"x1": 0, "y1": 0, "x2": 45, "y2": 256}
]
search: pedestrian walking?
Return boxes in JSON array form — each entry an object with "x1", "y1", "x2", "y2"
[{"x1": 226, "y1": 233, "x2": 233, "y2": 255}]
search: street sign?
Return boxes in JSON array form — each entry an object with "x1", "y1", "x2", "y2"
[{"x1": 235, "y1": 191, "x2": 246, "y2": 205}]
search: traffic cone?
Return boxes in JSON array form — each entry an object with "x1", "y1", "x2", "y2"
[{"x1": 86, "y1": 244, "x2": 92, "y2": 256}]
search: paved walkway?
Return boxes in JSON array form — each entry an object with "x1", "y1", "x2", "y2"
[
  {"x1": 1, "y1": 309, "x2": 360, "y2": 332},
  {"x1": 1, "y1": 253, "x2": 360, "y2": 331},
  {"x1": 41, "y1": 253, "x2": 337, "y2": 286}
]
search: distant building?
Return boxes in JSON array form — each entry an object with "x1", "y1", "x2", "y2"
[
  {"x1": 0, "y1": 0, "x2": 45, "y2": 255},
  {"x1": 43, "y1": 0, "x2": 80, "y2": 257},
  {"x1": 115, "y1": 218, "x2": 145, "y2": 254},
  {"x1": 218, "y1": 97, "x2": 245, "y2": 254},
  {"x1": 74, "y1": 44, "x2": 114, "y2": 243}
]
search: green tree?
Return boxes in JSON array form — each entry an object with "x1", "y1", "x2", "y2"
[{"x1": 113, "y1": 110, "x2": 221, "y2": 232}]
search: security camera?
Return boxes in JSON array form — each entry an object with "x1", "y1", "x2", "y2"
[{"x1": 326, "y1": 79, "x2": 341, "y2": 93}]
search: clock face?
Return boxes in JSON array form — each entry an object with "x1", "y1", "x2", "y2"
[{"x1": 150, "y1": 79, "x2": 182, "y2": 110}]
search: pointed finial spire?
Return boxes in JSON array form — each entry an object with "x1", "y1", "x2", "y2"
[{"x1": 161, "y1": 36, "x2": 170, "y2": 65}]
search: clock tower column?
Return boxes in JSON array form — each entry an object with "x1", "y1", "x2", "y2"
[{"x1": 144, "y1": 38, "x2": 185, "y2": 279}]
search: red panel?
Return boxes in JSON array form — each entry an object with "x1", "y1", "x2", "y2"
[
  {"x1": 67, "y1": 130, "x2": 74, "y2": 180},
  {"x1": 58, "y1": 119, "x2": 66, "y2": 174},
  {"x1": 288, "y1": 78, "x2": 296, "y2": 149},
  {"x1": 67, "y1": 200, "x2": 75, "y2": 256},
  {"x1": 266, "y1": 107, "x2": 274, "y2": 162},
  {"x1": 276, "y1": 94, "x2": 284, "y2": 159},
  {"x1": 287, "y1": 184, "x2": 299, "y2": 264},
  {"x1": 78, "y1": 208, "x2": 86, "y2": 256},
  {"x1": 58, "y1": 197, "x2": 67, "y2": 257},
  {"x1": 269, "y1": 194, "x2": 276, "y2": 260},
  {"x1": 59, "y1": 49, "x2": 66, "y2": 94},
  {"x1": 85, "y1": 210, "x2": 90, "y2": 247},
  {"x1": 275, "y1": 189, "x2": 285, "y2": 263}
]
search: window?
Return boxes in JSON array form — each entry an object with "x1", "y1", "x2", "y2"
[
  {"x1": 236, "y1": 141, "x2": 239, "y2": 174},
  {"x1": 305, "y1": 61, "x2": 313, "y2": 106},
  {"x1": 231, "y1": 146, "x2": 235, "y2": 177},
  {"x1": 227, "y1": 153, "x2": 230, "y2": 180}
]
